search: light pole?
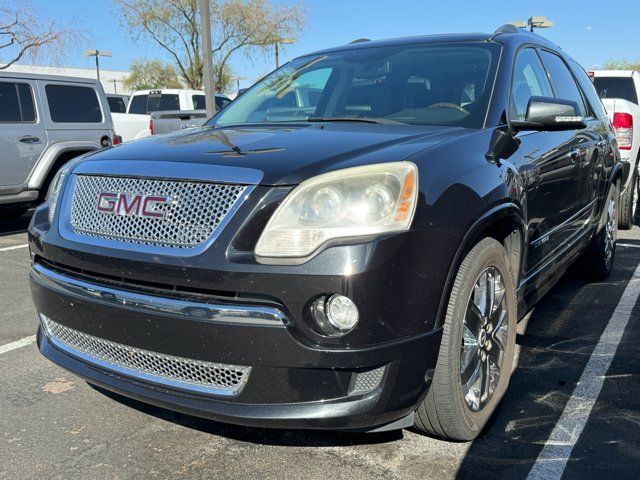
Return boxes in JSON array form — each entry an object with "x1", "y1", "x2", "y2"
[
  {"x1": 85, "y1": 50, "x2": 112, "y2": 82},
  {"x1": 199, "y1": 0, "x2": 216, "y2": 118},
  {"x1": 508, "y1": 16, "x2": 553, "y2": 32},
  {"x1": 274, "y1": 38, "x2": 295, "y2": 69}
]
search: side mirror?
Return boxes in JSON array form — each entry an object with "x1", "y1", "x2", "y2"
[{"x1": 511, "y1": 96, "x2": 586, "y2": 132}]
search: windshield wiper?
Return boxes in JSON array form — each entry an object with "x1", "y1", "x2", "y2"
[{"x1": 307, "y1": 116, "x2": 405, "y2": 125}]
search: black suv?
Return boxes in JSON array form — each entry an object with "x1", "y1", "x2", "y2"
[{"x1": 29, "y1": 26, "x2": 621, "y2": 440}]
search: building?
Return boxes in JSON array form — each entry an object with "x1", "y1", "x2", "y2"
[{"x1": 1, "y1": 64, "x2": 131, "y2": 94}]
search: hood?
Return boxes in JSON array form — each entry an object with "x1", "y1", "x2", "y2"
[{"x1": 89, "y1": 123, "x2": 471, "y2": 185}]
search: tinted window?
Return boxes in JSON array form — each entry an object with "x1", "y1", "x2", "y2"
[
  {"x1": 539, "y1": 50, "x2": 586, "y2": 116},
  {"x1": 216, "y1": 97, "x2": 231, "y2": 110},
  {"x1": 0, "y1": 82, "x2": 35, "y2": 122},
  {"x1": 147, "y1": 94, "x2": 179, "y2": 112},
  {"x1": 129, "y1": 94, "x2": 148, "y2": 114},
  {"x1": 593, "y1": 77, "x2": 638, "y2": 105},
  {"x1": 569, "y1": 60, "x2": 606, "y2": 119},
  {"x1": 213, "y1": 43, "x2": 501, "y2": 128},
  {"x1": 46, "y1": 85, "x2": 102, "y2": 123},
  {"x1": 107, "y1": 96, "x2": 127, "y2": 113},
  {"x1": 192, "y1": 94, "x2": 205, "y2": 110},
  {"x1": 511, "y1": 48, "x2": 554, "y2": 121}
]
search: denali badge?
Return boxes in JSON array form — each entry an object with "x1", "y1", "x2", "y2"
[{"x1": 97, "y1": 192, "x2": 169, "y2": 219}]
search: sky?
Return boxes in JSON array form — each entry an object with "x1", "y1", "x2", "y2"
[{"x1": 31, "y1": 0, "x2": 640, "y2": 89}]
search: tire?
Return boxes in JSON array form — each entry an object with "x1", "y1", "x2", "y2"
[
  {"x1": 0, "y1": 206, "x2": 29, "y2": 219},
  {"x1": 580, "y1": 180, "x2": 619, "y2": 280},
  {"x1": 414, "y1": 238, "x2": 517, "y2": 441},
  {"x1": 618, "y1": 168, "x2": 637, "y2": 230}
]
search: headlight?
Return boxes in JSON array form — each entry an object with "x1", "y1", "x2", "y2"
[
  {"x1": 255, "y1": 162, "x2": 418, "y2": 259},
  {"x1": 47, "y1": 159, "x2": 82, "y2": 223}
]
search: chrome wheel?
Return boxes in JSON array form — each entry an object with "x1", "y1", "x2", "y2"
[
  {"x1": 460, "y1": 267, "x2": 508, "y2": 412},
  {"x1": 605, "y1": 195, "x2": 617, "y2": 265}
]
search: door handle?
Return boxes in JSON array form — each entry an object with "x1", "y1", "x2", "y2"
[
  {"x1": 19, "y1": 135, "x2": 40, "y2": 143},
  {"x1": 569, "y1": 148, "x2": 586, "y2": 163}
]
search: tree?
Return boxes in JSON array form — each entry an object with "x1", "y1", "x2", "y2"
[
  {"x1": 604, "y1": 60, "x2": 640, "y2": 71},
  {"x1": 113, "y1": 0, "x2": 305, "y2": 91},
  {"x1": 0, "y1": 0, "x2": 83, "y2": 69},
  {"x1": 124, "y1": 59, "x2": 183, "y2": 90}
]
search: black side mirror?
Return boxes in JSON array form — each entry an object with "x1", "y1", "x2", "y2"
[{"x1": 511, "y1": 96, "x2": 586, "y2": 132}]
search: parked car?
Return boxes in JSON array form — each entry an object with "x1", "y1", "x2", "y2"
[
  {"x1": 591, "y1": 70, "x2": 640, "y2": 228},
  {"x1": 112, "y1": 89, "x2": 229, "y2": 142},
  {"x1": 106, "y1": 94, "x2": 130, "y2": 114},
  {"x1": 149, "y1": 94, "x2": 232, "y2": 136},
  {"x1": 0, "y1": 71, "x2": 117, "y2": 217},
  {"x1": 29, "y1": 25, "x2": 620, "y2": 440}
]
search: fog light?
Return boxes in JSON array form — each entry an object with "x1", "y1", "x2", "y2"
[{"x1": 326, "y1": 294, "x2": 359, "y2": 332}]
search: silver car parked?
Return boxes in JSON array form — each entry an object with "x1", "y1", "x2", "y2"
[{"x1": 0, "y1": 72, "x2": 117, "y2": 217}]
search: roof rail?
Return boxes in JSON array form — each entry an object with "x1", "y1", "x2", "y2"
[
  {"x1": 488, "y1": 24, "x2": 523, "y2": 42},
  {"x1": 349, "y1": 38, "x2": 371, "y2": 44}
]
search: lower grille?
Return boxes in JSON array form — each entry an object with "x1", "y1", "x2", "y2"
[{"x1": 40, "y1": 314, "x2": 250, "y2": 396}]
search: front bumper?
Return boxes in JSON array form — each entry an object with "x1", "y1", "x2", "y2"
[{"x1": 31, "y1": 261, "x2": 443, "y2": 431}]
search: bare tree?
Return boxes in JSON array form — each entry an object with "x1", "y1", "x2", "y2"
[
  {"x1": 0, "y1": 1, "x2": 84, "y2": 69},
  {"x1": 113, "y1": 0, "x2": 305, "y2": 90}
]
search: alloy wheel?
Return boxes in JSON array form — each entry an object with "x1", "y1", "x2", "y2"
[
  {"x1": 460, "y1": 267, "x2": 508, "y2": 412},
  {"x1": 605, "y1": 195, "x2": 617, "y2": 265}
]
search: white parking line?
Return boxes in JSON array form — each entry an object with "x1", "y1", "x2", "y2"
[
  {"x1": 618, "y1": 243, "x2": 640, "y2": 249},
  {"x1": 0, "y1": 335, "x2": 36, "y2": 355},
  {"x1": 527, "y1": 262, "x2": 640, "y2": 480},
  {"x1": 0, "y1": 244, "x2": 28, "y2": 252}
]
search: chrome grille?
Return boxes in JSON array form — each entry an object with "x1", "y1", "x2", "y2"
[
  {"x1": 69, "y1": 175, "x2": 246, "y2": 248},
  {"x1": 41, "y1": 314, "x2": 250, "y2": 395}
]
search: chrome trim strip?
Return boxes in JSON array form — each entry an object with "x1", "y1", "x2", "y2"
[
  {"x1": 31, "y1": 263, "x2": 288, "y2": 327},
  {"x1": 40, "y1": 314, "x2": 250, "y2": 397},
  {"x1": 530, "y1": 199, "x2": 596, "y2": 249},
  {"x1": 72, "y1": 160, "x2": 264, "y2": 185}
]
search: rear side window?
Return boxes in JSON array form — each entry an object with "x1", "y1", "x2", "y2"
[
  {"x1": 107, "y1": 96, "x2": 127, "y2": 113},
  {"x1": 569, "y1": 60, "x2": 607, "y2": 119},
  {"x1": 147, "y1": 94, "x2": 179, "y2": 112},
  {"x1": 129, "y1": 94, "x2": 148, "y2": 114},
  {"x1": 511, "y1": 48, "x2": 554, "y2": 121},
  {"x1": 192, "y1": 94, "x2": 205, "y2": 109},
  {"x1": 593, "y1": 77, "x2": 638, "y2": 105},
  {"x1": 216, "y1": 97, "x2": 231, "y2": 110},
  {"x1": 538, "y1": 50, "x2": 586, "y2": 116},
  {"x1": 0, "y1": 82, "x2": 36, "y2": 122},
  {"x1": 46, "y1": 85, "x2": 103, "y2": 123}
]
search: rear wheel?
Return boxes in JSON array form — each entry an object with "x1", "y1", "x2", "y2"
[
  {"x1": 581, "y1": 180, "x2": 618, "y2": 280},
  {"x1": 414, "y1": 238, "x2": 517, "y2": 440},
  {"x1": 618, "y1": 168, "x2": 637, "y2": 229}
]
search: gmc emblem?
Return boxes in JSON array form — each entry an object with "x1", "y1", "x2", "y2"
[{"x1": 97, "y1": 192, "x2": 169, "y2": 219}]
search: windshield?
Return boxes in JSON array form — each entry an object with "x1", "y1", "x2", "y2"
[
  {"x1": 593, "y1": 77, "x2": 638, "y2": 105},
  {"x1": 210, "y1": 42, "x2": 500, "y2": 129}
]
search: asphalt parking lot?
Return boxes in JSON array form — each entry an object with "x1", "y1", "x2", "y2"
[{"x1": 1, "y1": 211, "x2": 639, "y2": 480}]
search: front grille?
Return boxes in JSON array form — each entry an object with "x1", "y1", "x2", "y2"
[
  {"x1": 69, "y1": 175, "x2": 246, "y2": 248},
  {"x1": 41, "y1": 314, "x2": 250, "y2": 395}
]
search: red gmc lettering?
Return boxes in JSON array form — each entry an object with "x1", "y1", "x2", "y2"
[
  {"x1": 117, "y1": 194, "x2": 142, "y2": 216},
  {"x1": 97, "y1": 192, "x2": 118, "y2": 213},
  {"x1": 141, "y1": 196, "x2": 168, "y2": 218}
]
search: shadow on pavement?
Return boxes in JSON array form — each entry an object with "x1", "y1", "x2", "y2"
[
  {"x1": 0, "y1": 209, "x2": 34, "y2": 237},
  {"x1": 87, "y1": 239, "x2": 640, "y2": 475}
]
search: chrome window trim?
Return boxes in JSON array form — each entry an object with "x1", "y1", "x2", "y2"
[
  {"x1": 31, "y1": 263, "x2": 288, "y2": 327},
  {"x1": 58, "y1": 161, "x2": 263, "y2": 257}
]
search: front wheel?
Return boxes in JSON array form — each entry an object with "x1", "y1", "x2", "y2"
[{"x1": 414, "y1": 238, "x2": 517, "y2": 440}]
